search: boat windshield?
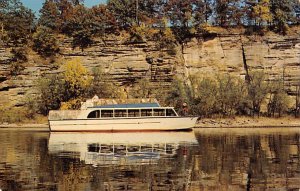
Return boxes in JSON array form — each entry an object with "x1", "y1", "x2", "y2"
[{"x1": 87, "y1": 110, "x2": 100, "y2": 118}]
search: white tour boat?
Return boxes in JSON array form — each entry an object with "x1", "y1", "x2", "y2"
[{"x1": 48, "y1": 97, "x2": 198, "y2": 132}]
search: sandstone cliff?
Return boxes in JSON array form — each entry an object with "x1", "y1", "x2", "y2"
[{"x1": 0, "y1": 33, "x2": 299, "y2": 108}]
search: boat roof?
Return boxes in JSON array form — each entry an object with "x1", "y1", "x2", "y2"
[{"x1": 89, "y1": 103, "x2": 161, "y2": 109}]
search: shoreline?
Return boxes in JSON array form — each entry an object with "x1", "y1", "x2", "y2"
[
  {"x1": 0, "y1": 123, "x2": 49, "y2": 131},
  {"x1": 195, "y1": 117, "x2": 300, "y2": 128}
]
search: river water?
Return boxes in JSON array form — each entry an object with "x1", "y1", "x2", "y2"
[{"x1": 0, "y1": 128, "x2": 299, "y2": 191}]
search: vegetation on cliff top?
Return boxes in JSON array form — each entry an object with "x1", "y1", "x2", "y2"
[{"x1": 1, "y1": 0, "x2": 300, "y2": 51}]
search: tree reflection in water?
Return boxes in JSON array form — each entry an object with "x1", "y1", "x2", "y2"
[{"x1": 0, "y1": 129, "x2": 299, "y2": 191}]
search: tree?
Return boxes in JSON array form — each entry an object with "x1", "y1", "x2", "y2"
[
  {"x1": 32, "y1": 26, "x2": 60, "y2": 57},
  {"x1": 292, "y1": 0, "x2": 300, "y2": 24},
  {"x1": 62, "y1": 58, "x2": 92, "y2": 98},
  {"x1": 246, "y1": 70, "x2": 268, "y2": 117},
  {"x1": 267, "y1": 80, "x2": 290, "y2": 117},
  {"x1": 38, "y1": 0, "x2": 60, "y2": 31},
  {"x1": 136, "y1": 0, "x2": 166, "y2": 26},
  {"x1": 131, "y1": 78, "x2": 152, "y2": 98},
  {"x1": 154, "y1": 18, "x2": 177, "y2": 51},
  {"x1": 107, "y1": 0, "x2": 137, "y2": 28},
  {"x1": 53, "y1": 0, "x2": 75, "y2": 25},
  {"x1": 70, "y1": 0, "x2": 84, "y2": 5},
  {"x1": 252, "y1": 0, "x2": 272, "y2": 27},
  {"x1": 215, "y1": 0, "x2": 244, "y2": 26},
  {"x1": 36, "y1": 74, "x2": 66, "y2": 114},
  {"x1": 165, "y1": 0, "x2": 196, "y2": 52},
  {"x1": 87, "y1": 67, "x2": 120, "y2": 98},
  {"x1": 9, "y1": 46, "x2": 28, "y2": 76},
  {"x1": 90, "y1": 5, "x2": 118, "y2": 36},
  {"x1": 216, "y1": 74, "x2": 247, "y2": 116},
  {"x1": 107, "y1": 0, "x2": 164, "y2": 28},
  {"x1": 270, "y1": 0, "x2": 294, "y2": 34},
  {"x1": 165, "y1": 77, "x2": 192, "y2": 115},
  {"x1": 192, "y1": 77, "x2": 219, "y2": 117},
  {"x1": 194, "y1": 0, "x2": 213, "y2": 26},
  {"x1": 0, "y1": 0, "x2": 35, "y2": 45},
  {"x1": 63, "y1": 5, "x2": 94, "y2": 51}
]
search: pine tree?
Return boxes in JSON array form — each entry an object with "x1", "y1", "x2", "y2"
[{"x1": 39, "y1": 0, "x2": 60, "y2": 31}]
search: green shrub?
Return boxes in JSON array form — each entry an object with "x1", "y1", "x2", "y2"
[
  {"x1": 36, "y1": 74, "x2": 65, "y2": 115},
  {"x1": 0, "y1": 106, "x2": 27, "y2": 123},
  {"x1": 130, "y1": 78, "x2": 152, "y2": 98},
  {"x1": 87, "y1": 67, "x2": 121, "y2": 99},
  {"x1": 191, "y1": 77, "x2": 219, "y2": 117},
  {"x1": 246, "y1": 70, "x2": 269, "y2": 116},
  {"x1": 216, "y1": 75, "x2": 247, "y2": 116},
  {"x1": 24, "y1": 94, "x2": 39, "y2": 119},
  {"x1": 32, "y1": 26, "x2": 60, "y2": 57},
  {"x1": 164, "y1": 77, "x2": 192, "y2": 115},
  {"x1": 267, "y1": 80, "x2": 290, "y2": 117},
  {"x1": 9, "y1": 47, "x2": 28, "y2": 75}
]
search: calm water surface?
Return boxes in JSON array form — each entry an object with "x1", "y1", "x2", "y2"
[{"x1": 0, "y1": 128, "x2": 299, "y2": 191}]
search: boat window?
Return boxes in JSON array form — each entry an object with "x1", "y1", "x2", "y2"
[
  {"x1": 128, "y1": 109, "x2": 140, "y2": 117},
  {"x1": 114, "y1": 109, "x2": 127, "y2": 117},
  {"x1": 88, "y1": 143, "x2": 100, "y2": 152},
  {"x1": 87, "y1": 110, "x2": 100, "y2": 118},
  {"x1": 141, "y1": 109, "x2": 152, "y2": 117},
  {"x1": 101, "y1": 110, "x2": 113, "y2": 118},
  {"x1": 166, "y1": 109, "x2": 177, "y2": 116},
  {"x1": 153, "y1": 109, "x2": 165, "y2": 116}
]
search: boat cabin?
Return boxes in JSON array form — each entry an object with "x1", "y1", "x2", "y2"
[{"x1": 86, "y1": 103, "x2": 178, "y2": 119}]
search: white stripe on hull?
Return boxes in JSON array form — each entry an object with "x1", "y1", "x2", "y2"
[{"x1": 49, "y1": 117, "x2": 197, "y2": 131}]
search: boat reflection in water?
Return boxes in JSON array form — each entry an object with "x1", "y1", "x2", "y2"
[{"x1": 48, "y1": 131, "x2": 198, "y2": 166}]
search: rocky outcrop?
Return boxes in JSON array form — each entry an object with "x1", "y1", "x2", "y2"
[
  {"x1": 0, "y1": 33, "x2": 299, "y2": 108},
  {"x1": 183, "y1": 34, "x2": 300, "y2": 95}
]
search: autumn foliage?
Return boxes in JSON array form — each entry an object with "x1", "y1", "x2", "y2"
[{"x1": 1, "y1": 0, "x2": 299, "y2": 54}]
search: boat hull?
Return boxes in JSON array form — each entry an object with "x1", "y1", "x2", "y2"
[{"x1": 49, "y1": 117, "x2": 197, "y2": 132}]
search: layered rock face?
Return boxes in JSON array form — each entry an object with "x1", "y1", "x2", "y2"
[
  {"x1": 184, "y1": 34, "x2": 300, "y2": 95},
  {"x1": 0, "y1": 33, "x2": 299, "y2": 108}
]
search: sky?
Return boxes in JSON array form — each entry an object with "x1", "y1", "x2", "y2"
[{"x1": 20, "y1": 0, "x2": 107, "y2": 15}]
